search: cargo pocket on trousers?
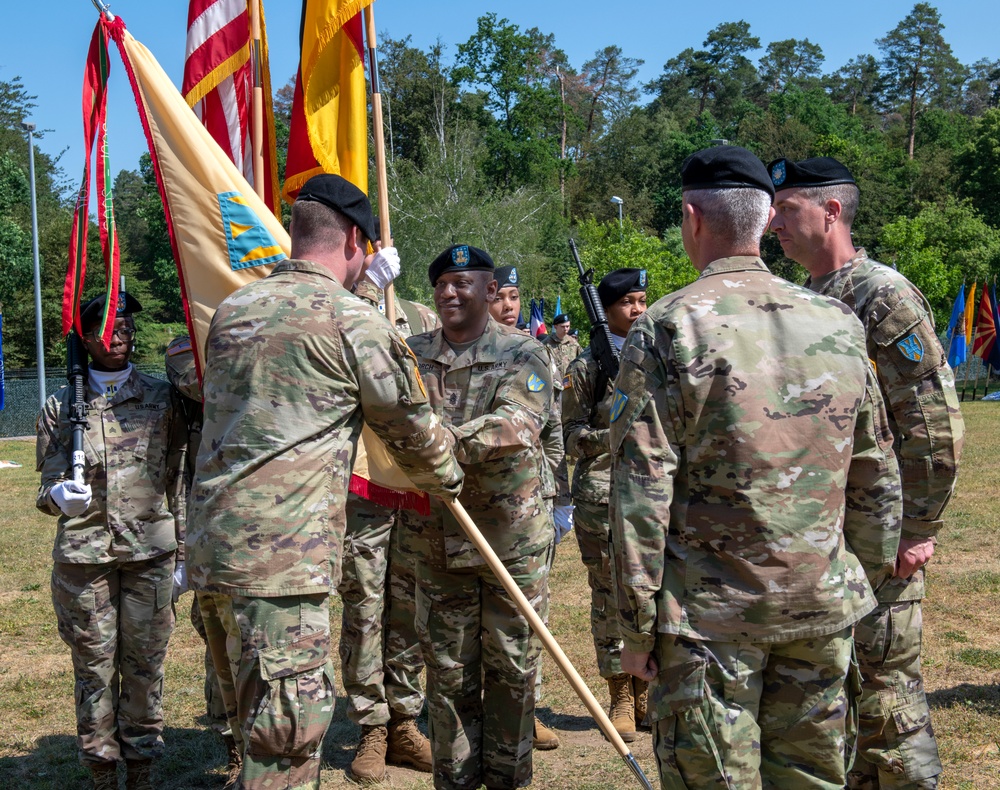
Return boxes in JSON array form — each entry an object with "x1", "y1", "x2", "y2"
[
  {"x1": 845, "y1": 645, "x2": 863, "y2": 774},
  {"x1": 892, "y1": 694, "x2": 942, "y2": 782},
  {"x1": 247, "y1": 632, "x2": 335, "y2": 758}
]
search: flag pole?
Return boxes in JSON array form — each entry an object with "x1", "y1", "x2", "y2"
[
  {"x1": 443, "y1": 498, "x2": 655, "y2": 790},
  {"x1": 363, "y1": 2, "x2": 396, "y2": 327},
  {"x1": 969, "y1": 312, "x2": 984, "y2": 401},
  {"x1": 89, "y1": 0, "x2": 113, "y2": 20},
  {"x1": 249, "y1": 1, "x2": 266, "y2": 202}
]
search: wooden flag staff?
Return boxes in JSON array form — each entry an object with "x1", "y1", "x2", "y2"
[
  {"x1": 363, "y1": 3, "x2": 396, "y2": 327},
  {"x1": 249, "y1": 0, "x2": 265, "y2": 203},
  {"x1": 444, "y1": 498, "x2": 655, "y2": 790}
]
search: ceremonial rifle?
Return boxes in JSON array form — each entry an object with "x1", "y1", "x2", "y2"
[
  {"x1": 570, "y1": 238, "x2": 619, "y2": 382},
  {"x1": 66, "y1": 331, "x2": 88, "y2": 485}
]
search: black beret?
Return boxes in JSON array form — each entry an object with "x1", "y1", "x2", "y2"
[
  {"x1": 768, "y1": 156, "x2": 857, "y2": 191},
  {"x1": 428, "y1": 244, "x2": 495, "y2": 286},
  {"x1": 80, "y1": 292, "x2": 143, "y2": 331},
  {"x1": 296, "y1": 174, "x2": 377, "y2": 243},
  {"x1": 598, "y1": 268, "x2": 647, "y2": 309},
  {"x1": 553, "y1": 313, "x2": 569, "y2": 325},
  {"x1": 681, "y1": 146, "x2": 774, "y2": 198},
  {"x1": 494, "y1": 265, "x2": 520, "y2": 290}
]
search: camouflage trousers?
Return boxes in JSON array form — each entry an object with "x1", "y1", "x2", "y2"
[
  {"x1": 415, "y1": 545, "x2": 549, "y2": 790},
  {"x1": 189, "y1": 595, "x2": 230, "y2": 735},
  {"x1": 338, "y1": 493, "x2": 425, "y2": 726},
  {"x1": 535, "y1": 535, "x2": 556, "y2": 705},
  {"x1": 649, "y1": 627, "x2": 857, "y2": 789},
  {"x1": 50, "y1": 553, "x2": 175, "y2": 766},
  {"x1": 573, "y1": 499, "x2": 622, "y2": 678},
  {"x1": 218, "y1": 593, "x2": 336, "y2": 790},
  {"x1": 196, "y1": 592, "x2": 242, "y2": 750},
  {"x1": 848, "y1": 600, "x2": 941, "y2": 789}
]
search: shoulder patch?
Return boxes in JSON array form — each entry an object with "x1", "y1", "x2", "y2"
[
  {"x1": 896, "y1": 333, "x2": 924, "y2": 363},
  {"x1": 526, "y1": 373, "x2": 546, "y2": 392},
  {"x1": 562, "y1": 373, "x2": 572, "y2": 389},
  {"x1": 610, "y1": 388, "x2": 629, "y2": 422},
  {"x1": 167, "y1": 337, "x2": 192, "y2": 356}
]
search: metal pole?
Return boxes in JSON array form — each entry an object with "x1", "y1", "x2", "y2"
[
  {"x1": 24, "y1": 121, "x2": 46, "y2": 409},
  {"x1": 618, "y1": 202, "x2": 623, "y2": 229}
]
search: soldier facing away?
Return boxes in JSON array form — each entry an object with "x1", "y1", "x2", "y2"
[
  {"x1": 403, "y1": 245, "x2": 555, "y2": 789},
  {"x1": 561, "y1": 267, "x2": 649, "y2": 743},
  {"x1": 186, "y1": 174, "x2": 463, "y2": 790},
  {"x1": 770, "y1": 156, "x2": 965, "y2": 790},
  {"x1": 36, "y1": 294, "x2": 187, "y2": 790},
  {"x1": 610, "y1": 146, "x2": 903, "y2": 788}
]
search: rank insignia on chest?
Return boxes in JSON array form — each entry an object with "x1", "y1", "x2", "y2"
[
  {"x1": 526, "y1": 373, "x2": 546, "y2": 392},
  {"x1": 610, "y1": 388, "x2": 629, "y2": 422},
  {"x1": 897, "y1": 333, "x2": 924, "y2": 363},
  {"x1": 562, "y1": 374, "x2": 572, "y2": 389}
]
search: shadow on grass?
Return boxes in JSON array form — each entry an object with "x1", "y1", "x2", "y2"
[
  {"x1": 538, "y1": 705, "x2": 599, "y2": 733},
  {"x1": 928, "y1": 683, "x2": 1000, "y2": 716}
]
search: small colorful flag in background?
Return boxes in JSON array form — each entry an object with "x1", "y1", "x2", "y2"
[
  {"x1": 965, "y1": 281, "x2": 977, "y2": 345},
  {"x1": 990, "y1": 283, "x2": 1000, "y2": 373},
  {"x1": 530, "y1": 298, "x2": 547, "y2": 337},
  {"x1": 554, "y1": 295, "x2": 562, "y2": 318},
  {"x1": 973, "y1": 287, "x2": 996, "y2": 362},
  {"x1": 947, "y1": 284, "x2": 967, "y2": 369},
  {"x1": 283, "y1": 0, "x2": 373, "y2": 201}
]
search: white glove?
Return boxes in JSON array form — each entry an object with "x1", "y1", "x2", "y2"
[
  {"x1": 172, "y1": 561, "x2": 188, "y2": 602},
  {"x1": 554, "y1": 505, "x2": 574, "y2": 544},
  {"x1": 364, "y1": 246, "x2": 401, "y2": 289},
  {"x1": 50, "y1": 480, "x2": 92, "y2": 517}
]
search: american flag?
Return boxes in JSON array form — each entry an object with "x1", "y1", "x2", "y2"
[{"x1": 182, "y1": 0, "x2": 280, "y2": 218}]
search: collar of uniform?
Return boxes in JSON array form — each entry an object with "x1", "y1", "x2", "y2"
[
  {"x1": 424, "y1": 316, "x2": 501, "y2": 366},
  {"x1": 699, "y1": 255, "x2": 769, "y2": 278},
  {"x1": 272, "y1": 258, "x2": 343, "y2": 287},
  {"x1": 99, "y1": 364, "x2": 145, "y2": 408},
  {"x1": 807, "y1": 248, "x2": 868, "y2": 294}
]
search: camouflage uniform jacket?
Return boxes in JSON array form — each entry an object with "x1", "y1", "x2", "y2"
[
  {"x1": 806, "y1": 250, "x2": 964, "y2": 548},
  {"x1": 186, "y1": 259, "x2": 463, "y2": 597},
  {"x1": 36, "y1": 366, "x2": 187, "y2": 565},
  {"x1": 562, "y1": 347, "x2": 614, "y2": 505},
  {"x1": 353, "y1": 279, "x2": 440, "y2": 336},
  {"x1": 405, "y1": 319, "x2": 554, "y2": 569},
  {"x1": 541, "y1": 333, "x2": 581, "y2": 379},
  {"x1": 610, "y1": 256, "x2": 902, "y2": 651},
  {"x1": 165, "y1": 335, "x2": 203, "y2": 533}
]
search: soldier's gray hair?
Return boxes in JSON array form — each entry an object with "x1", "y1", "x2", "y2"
[
  {"x1": 686, "y1": 188, "x2": 772, "y2": 247},
  {"x1": 290, "y1": 200, "x2": 352, "y2": 250},
  {"x1": 797, "y1": 184, "x2": 859, "y2": 226}
]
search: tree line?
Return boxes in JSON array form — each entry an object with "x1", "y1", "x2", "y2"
[{"x1": 2, "y1": 2, "x2": 999, "y2": 368}]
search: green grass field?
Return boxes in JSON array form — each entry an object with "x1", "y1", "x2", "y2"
[{"x1": 2, "y1": 401, "x2": 998, "y2": 788}]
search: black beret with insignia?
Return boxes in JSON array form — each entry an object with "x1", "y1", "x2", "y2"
[
  {"x1": 553, "y1": 313, "x2": 569, "y2": 325},
  {"x1": 494, "y1": 265, "x2": 519, "y2": 290},
  {"x1": 80, "y1": 292, "x2": 143, "y2": 332},
  {"x1": 681, "y1": 146, "x2": 774, "y2": 198},
  {"x1": 598, "y1": 268, "x2": 647, "y2": 309},
  {"x1": 428, "y1": 244, "x2": 495, "y2": 285},
  {"x1": 296, "y1": 174, "x2": 377, "y2": 243},
  {"x1": 768, "y1": 156, "x2": 857, "y2": 191}
]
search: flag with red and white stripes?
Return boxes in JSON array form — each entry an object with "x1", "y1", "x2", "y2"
[{"x1": 182, "y1": 0, "x2": 281, "y2": 219}]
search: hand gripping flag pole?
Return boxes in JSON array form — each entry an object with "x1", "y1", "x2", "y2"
[{"x1": 444, "y1": 497, "x2": 656, "y2": 790}]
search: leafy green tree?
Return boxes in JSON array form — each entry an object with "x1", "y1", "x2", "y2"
[
  {"x1": 759, "y1": 39, "x2": 824, "y2": 94},
  {"x1": 827, "y1": 55, "x2": 884, "y2": 120},
  {"x1": 963, "y1": 58, "x2": 1000, "y2": 116},
  {"x1": 877, "y1": 3, "x2": 966, "y2": 159},
  {"x1": 957, "y1": 108, "x2": 1000, "y2": 228}
]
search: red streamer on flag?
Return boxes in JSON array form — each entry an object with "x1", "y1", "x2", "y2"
[
  {"x1": 973, "y1": 286, "x2": 997, "y2": 361},
  {"x1": 64, "y1": 18, "x2": 121, "y2": 345}
]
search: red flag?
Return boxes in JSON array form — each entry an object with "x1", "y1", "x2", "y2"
[
  {"x1": 973, "y1": 286, "x2": 997, "y2": 361},
  {"x1": 64, "y1": 20, "x2": 121, "y2": 345},
  {"x1": 183, "y1": 0, "x2": 281, "y2": 219}
]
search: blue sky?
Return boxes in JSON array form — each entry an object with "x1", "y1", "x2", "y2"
[{"x1": 5, "y1": 1, "x2": 999, "y2": 188}]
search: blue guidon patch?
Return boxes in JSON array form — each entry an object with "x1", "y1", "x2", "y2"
[
  {"x1": 217, "y1": 191, "x2": 287, "y2": 271},
  {"x1": 897, "y1": 333, "x2": 924, "y2": 363},
  {"x1": 452, "y1": 245, "x2": 470, "y2": 266},
  {"x1": 526, "y1": 373, "x2": 546, "y2": 392},
  {"x1": 638, "y1": 269, "x2": 647, "y2": 288},
  {"x1": 771, "y1": 160, "x2": 786, "y2": 187},
  {"x1": 610, "y1": 388, "x2": 629, "y2": 422}
]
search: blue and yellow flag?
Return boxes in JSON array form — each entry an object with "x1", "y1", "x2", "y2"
[{"x1": 946, "y1": 284, "x2": 967, "y2": 369}]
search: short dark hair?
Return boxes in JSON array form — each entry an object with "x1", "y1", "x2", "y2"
[
  {"x1": 800, "y1": 184, "x2": 860, "y2": 227},
  {"x1": 290, "y1": 200, "x2": 352, "y2": 251}
]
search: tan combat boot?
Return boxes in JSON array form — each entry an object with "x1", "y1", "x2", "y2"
[
  {"x1": 634, "y1": 678, "x2": 649, "y2": 731},
  {"x1": 386, "y1": 715, "x2": 432, "y2": 773},
  {"x1": 222, "y1": 734, "x2": 242, "y2": 790},
  {"x1": 607, "y1": 673, "x2": 636, "y2": 743},
  {"x1": 90, "y1": 761, "x2": 118, "y2": 790},
  {"x1": 124, "y1": 759, "x2": 153, "y2": 790},
  {"x1": 351, "y1": 724, "x2": 388, "y2": 782},
  {"x1": 532, "y1": 717, "x2": 560, "y2": 750}
]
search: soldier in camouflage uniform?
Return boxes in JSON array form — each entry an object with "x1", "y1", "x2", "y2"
[
  {"x1": 541, "y1": 313, "x2": 581, "y2": 379},
  {"x1": 610, "y1": 146, "x2": 903, "y2": 789},
  {"x1": 164, "y1": 335, "x2": 242, "y2": 788},
  {"x1": 36, "y1": 294, "x2": 187, "y2": 790},
  {"x1": 403, "y1": 245, "x2": 555, "y2": 789},
  {"x1": 186, "y1": 175, "x2": 463, "y2": 790},
  {"x1": 770, "y1": 156, "x2": 965, "y2": 790},
  {"x1": 340, "y1": 273, "x2": 443, "y2": 782},
  {"x1": 562, "y1": 268, "x2": 649, "y2": 743},
  {"x1": 488, "y1": 263, "x2": 565, "y2": 752}
]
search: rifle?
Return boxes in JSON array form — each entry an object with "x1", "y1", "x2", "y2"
[
  {"x1": 569, "y1": 238, "x2": 619, "y2": 382},
  {"x1": 66, "y1": 332, "x2": 88, "y2": 485}
]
